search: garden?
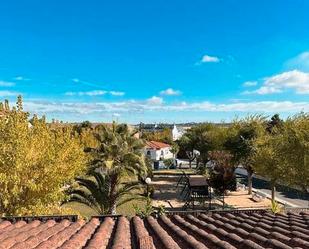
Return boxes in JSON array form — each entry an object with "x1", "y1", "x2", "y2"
[{"x1": 0, "y1": 96, "x2": 308, "y2": 218}]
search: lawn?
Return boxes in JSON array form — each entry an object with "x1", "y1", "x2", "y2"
[
  {"x1": 153, "y1": 168, "x2": 196, "y2": 175},
  {"x1": 63, "y1": 198, "x2": 147, "y2": 218}
]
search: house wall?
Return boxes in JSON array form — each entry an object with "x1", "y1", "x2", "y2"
[
  {"x1": 145, "y1": 148, "x2": 157, "y2": 161},
  {"x1": 145, "y1": 147, "x2": 173, "y2": 161}
]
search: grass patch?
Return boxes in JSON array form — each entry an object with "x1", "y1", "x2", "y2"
[
  {"x1": 117, "y1": 198, "x2": 147, "y2": 217},
  {"x1": 63, "y1": 198, "x2": 147, "y2": 218},
  {"x1": 153, "y1": 168, "x2": 196, "y2": 175},
  {"x1": 63, "y1": 202, "x2": 97, "y2": 218}
]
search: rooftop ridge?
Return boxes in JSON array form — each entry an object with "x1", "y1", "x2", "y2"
[{"x1": 1, "y1": 214, "x2": 78, "y2": 223}]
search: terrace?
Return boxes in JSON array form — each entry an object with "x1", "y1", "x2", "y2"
[{"x1": 151, "y1": 172, "x2": 272, "y2": 212}]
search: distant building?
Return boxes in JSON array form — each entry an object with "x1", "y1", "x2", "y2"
[
  {"x1": 172, "y1": 124, "x2": 185, "y2": 141},
  {"x1": 144, "y1": 141, "x2": 173, "y2": 161}
]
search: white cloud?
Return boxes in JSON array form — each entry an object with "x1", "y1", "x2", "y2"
[
  {"x1": 65, "y1": 90, "x2": 125, "y2": 97},
  {"x1": 65, "y1": 90, "x2": 107, "y2": 96},
  {"x1": 13, "y1": 76, "x2": 30, "y2": 81},
  {"x1": 242, "y1": 86, "x2": 282, "y2": 95},
  {"x1": 160, "y1": 88, "x2": 181, "y2": 96},
  {"x1": 109, "y1": 91, "x2": 125, "y2": 96},
  {"x1": 200, "y1": 54, "x2": 220, "y2": 63},
  {"x1": 243, "y1": 70, "x2": 309, "y2": 95},
  {"x1": 0, "y1": 81, "x2": 15, "y2": 87},
  {"x1": 22, "y1": 99, "x2": 309, "y2": 116},
  {"x1": 0, "y1": 90, "x2": 20, "y2": 97},
  {"x1": 71, "y1": 78, "x2": 100, "y2": 88},
  {"x1": 286, "y1": 51, "x2": 309, "y2": 71},
  {"x1": 242, "y1": 81, "x2": 257, "y2": 87},
  {"x1": 147, "y1": 96, "x2": 163, "y2": 105}
]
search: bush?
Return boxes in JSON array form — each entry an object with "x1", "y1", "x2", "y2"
[
  {"x1": 208, "y1": 171, "x2": 237, "y2": 194},
  {"x1": 163, "y1": 158, "x2": 175, "y2": 169}
]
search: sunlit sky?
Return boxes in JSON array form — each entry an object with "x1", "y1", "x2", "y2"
[{"x1": 0, "y1": 0, "x2": 309, "y2": 123}]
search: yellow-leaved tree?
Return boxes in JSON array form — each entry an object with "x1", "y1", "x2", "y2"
[{"x1": 0, "y1": 96, "x2": 86, "y2": 215}]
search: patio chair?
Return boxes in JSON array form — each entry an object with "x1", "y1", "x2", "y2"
[
  {"x1": 183, "y1": 186, "x2": 211, "y2": 210},
  {"x1": 176, "y1": 171, "x2": 188, "y2": 188}
]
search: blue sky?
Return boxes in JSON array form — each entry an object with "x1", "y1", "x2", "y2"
[{"x1": 0, "y1": 0, "x2": 309, "y2": 123}]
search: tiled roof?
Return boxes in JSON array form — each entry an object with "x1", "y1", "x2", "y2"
[
  {"x1": 145, "y1": 141, "x2": 171, "y2": 149},
  {"x1": 0, "y1": 210, "x2": 308, "y2": 249}
]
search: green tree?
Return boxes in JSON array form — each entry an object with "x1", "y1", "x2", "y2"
[
  {"x1": 208, "y1": 150, "x2": 236, "y2": 194},
  {"x1": 252, "y1": 131, "x2": 287, "y2": 201},
  {"x1": 224, "y1": 116, "x2": 265, "y2": 194},
  {"x1": 179, "y1": 124, "x2": 227, "y2": 168},
  {"x1": 279, "y1": 114, "x2": 309, "y2": 193},
  {"x1": 73, "y1": 120, "x2": 93, "y2": 135},
  {"x1": 0, "y1": 96, "x2": 86, "y2": 215},
  {"x1": 266, "y1": 114, "x2": 283, "y2": 134},
  {"x1": 141, "y1": 127, "x2": 172, "y2": 144},
  {"x1": 170, "y1": 142, "x2": 179, "y2": 164},
  {"x1": 85, "y1": 122, "x2": 148, "y2": 214},
  {"x1": 67, "y1": 170, "x2": 144, "y2": 215}
]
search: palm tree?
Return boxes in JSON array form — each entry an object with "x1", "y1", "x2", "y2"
[
  {"x1": 67, "y1": 170, "x2": 145, "y2": 215},
  {"x1": 84, "y1": 122, "x2": 148, "y2": 214}
]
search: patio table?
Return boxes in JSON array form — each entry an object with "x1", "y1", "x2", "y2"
[{"x1": 182, "y1": 175, "x2": 211, "y2": 210}]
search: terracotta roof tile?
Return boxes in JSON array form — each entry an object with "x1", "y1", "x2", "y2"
[
  {"x1": 0, "y1": 210, "x2": 308, "y2": 248},
  {"x1": 145, "y1": 141, "x2": 170, "y2": 149}
]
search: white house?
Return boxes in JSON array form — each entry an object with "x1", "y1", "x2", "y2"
[{"x1": 144, "y1": 141, "x2": 173, "y2": 161}]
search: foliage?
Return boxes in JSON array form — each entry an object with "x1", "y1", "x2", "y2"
[
  {"x1": 163, "y1": 158, "x2": 174, "y2": 169},
  {"x1": 67, "y1": 170, "x2": 144, "y2": 215},
  {"x1": 144, "y1": 157, "x2": 154, "y2": 178},
  {"x1": 170, "y1": 142, "x2": 179, "y2": 158},
  {"x1": 251, "y1": 128, "x2": 287, "y2": 201},
  {"x1": 85, "y1": 122, "x2": 148, "y2": 214},
  {"x1": 133, "y1": 194, "x2": 154, "y2": 218},
  {"x1": 208, "y1": 151, "x2": 236, "y2": 193},
  {"x1": 0, "y1": 96, "x2": 86, "y2": 215},
  {"x1": 225, "y1": 116, "x2": 266, "y2": 165},
  {"x1": 178, "y1": 123, "x2": 228, "y2": 166},
  {"x1": 134, "y1": 194, "x2": 165, "y2": 218},
  {"x1": 209, "y1": 172, "x2": 236, "y2": 194},
  {"x1": 270, "y1": 200, "x2": 282, "y2": 214},
  {"x1": 266, "y1": 114, "x2": 283, "y2": 134},
  {"x1": 196, "y1": 163, "x2": 210, "y2": 176},
  {"x1": 224, "y1": 115, "x2": 266, "y2": 193},
  {"x1": 276, "y1": 113, "x2": 309, "y2": 193},
  {"x1": 155, "y1": 205, "x2": 166, "y2": 216},
  {"x1": 141, "y1": 127, "x2": 173, "y2": 144}
]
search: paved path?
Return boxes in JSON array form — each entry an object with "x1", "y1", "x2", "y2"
[{"x1": 235, "y1": 168, "x2": 309, "y2": 208}]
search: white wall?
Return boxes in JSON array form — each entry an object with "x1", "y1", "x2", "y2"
[{"x1": 145, "y1": 147, "x2": 173, "y2": 161}]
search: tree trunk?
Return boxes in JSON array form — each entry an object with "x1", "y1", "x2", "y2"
[
  {"x1": 196, "y1": 157, "x2": 200, "y2": 168},
  {"x1": 247, "y1": 167, "x2": 253, "y2": 195},
  {"x1": 109, "y1": 175, "x2": 118, "y2": 215},
  {"x1": 109, "y1": 202, "x2": 117, "y2": 215},
  {"x1": 271, "y1": 182, "x2": 276, "y2": 202}
]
